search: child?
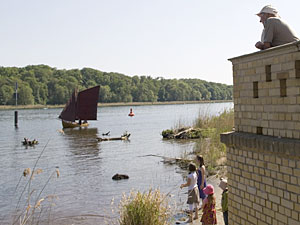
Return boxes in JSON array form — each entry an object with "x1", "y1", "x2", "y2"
[
  {"x1": 201, "y1": 184, "x2": 217, "y2": 225},
  {"x1": 196, "y1": 155, "x2": 207, "y2": 205},
  {"x1": 180, "y1": 163, "x2": 200, "y2": 223},
  {"x1": 219, "y1": 178, "x2": 228, "y2": 225}
]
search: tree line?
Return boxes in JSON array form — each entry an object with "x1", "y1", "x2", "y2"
[{"x1": 0, "y1": 65, "x2": 232, "y2": 105}]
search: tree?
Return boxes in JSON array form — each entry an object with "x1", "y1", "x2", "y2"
[
  {"x1": 32, "y1": 65, "x2": 53, "y2": 83},
  {"x1": 99, "y1": 85, "x2": 112, "y2": 102},
  {"x1": 0, "y1": 85, "x2": 14, "y2": 105},
  {"x1": 18, "y1": 84, "x2": 34, "y2": 105},
  {"x1": 158, "y1": 86, "x2": 166, "y2": 101},
  {"x1": 0, "y1": 65, "x2": 233, "y2": 105},
  {"x1": 52, "y1": 84, "x2": 68, "y2": 104}
]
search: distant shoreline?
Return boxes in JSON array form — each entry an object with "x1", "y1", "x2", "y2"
[{"x1": 0, "y1": 100, "x2": 233, "y2": 110}]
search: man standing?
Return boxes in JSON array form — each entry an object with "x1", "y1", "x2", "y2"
[{"x1": 255, "y1": 5, "x2": 299, "y2": 50}]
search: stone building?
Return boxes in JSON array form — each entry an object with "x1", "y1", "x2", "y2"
[{"x1": 221, "y1": 41, "x2": 300, "y2": 225}]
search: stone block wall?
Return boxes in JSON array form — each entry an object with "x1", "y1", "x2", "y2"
[
  {"x1": 222, "y1": 41, "x2": 300, "y2": 224},
  {"x1": 221, "y1": 132, "x2": 300, "y2": 225},
  {"x1": 230, "y1": 42, "x2": 300, "y2": 139}
]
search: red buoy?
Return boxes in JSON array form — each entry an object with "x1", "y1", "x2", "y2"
[{"x1": 128, "y1": 108, "x2": 135, "y2": 117}]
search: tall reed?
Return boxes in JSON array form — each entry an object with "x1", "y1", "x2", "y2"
[
  {"x1": 12, "y1": 140, "x2": 60, "y2": 225},
  {"x1": 193, "y1": 109, "x2": 234, "y2": 174},
  {"x1": 118, "y1": 189, "x2": 172, "y2": 225}
]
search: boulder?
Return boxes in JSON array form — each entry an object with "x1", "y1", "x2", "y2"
[{"x1": 112, "y1": 173, "x2": 129, "y2": 180}]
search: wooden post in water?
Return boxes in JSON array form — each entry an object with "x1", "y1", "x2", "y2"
[
  {"x1": 14, "y1": 82, "x2": 18, "y2": 128},
  {"x1": 15, "y1": 111, "x2": 18, "y2": 127}
]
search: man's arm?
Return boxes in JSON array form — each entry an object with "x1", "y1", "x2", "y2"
[
  {"x1": 256, "y1": 18, "x2": 274, "y2": 50},
  {"x1": 255, "y1": 41, "x2": 271, "y2": 50}
]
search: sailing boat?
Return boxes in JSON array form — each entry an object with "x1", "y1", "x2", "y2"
[{"x1": 59, "y1": 86, "x2": 100, "y2": 128}]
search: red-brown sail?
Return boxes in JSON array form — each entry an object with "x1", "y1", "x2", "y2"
[
  {"x1": 59, "y1": 90, "x2": 77, "y2": 122},
  {"x1": 76, "y1": 86, "x2": 100, "y2": 120},
  {"x1": 59, "y1": 86, "x2": 100, "y2": 127}
]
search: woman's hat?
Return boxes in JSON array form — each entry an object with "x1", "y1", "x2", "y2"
[
  {"x1": 219, "y1": 178, "x2": 227, "y2": 190},
  {"x1": 203, "y1": 184, "x2": 214, "y2": 195}
]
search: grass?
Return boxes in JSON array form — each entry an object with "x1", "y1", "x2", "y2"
[
  {"x1": 192, "y1": 109, "x2": 234, "y2": 175},
  {"x1": 118, "y1": 189, "x2": 173, "y2": 225},
  {"x1": 160, "y1": 108, "x2": 234, "y2": 176}
]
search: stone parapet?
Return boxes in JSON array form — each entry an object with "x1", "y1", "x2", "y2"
[
  {"x1": 229, "y1": 41, "x2": 300, "y2": 139},
  {"x1": 221, "y1": 131, "x2": 300, "y2": 157}
]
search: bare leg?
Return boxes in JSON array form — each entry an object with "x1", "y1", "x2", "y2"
[
  {"x1": 194, "y1": 206, "x2": 199, "y2": 219},
  {"x1": 188, "y1": 210, "x2": 193, "y2": 223}
]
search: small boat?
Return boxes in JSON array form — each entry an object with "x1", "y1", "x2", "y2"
[
  {"x1": 59, "y1": 86, "x2": 100, "y2": 129},
  {"x1": 22, "y1": 138, "x2": 38, "y2": 146},
  {"x1": 61, "y1": 120, "x2": 89, "y2": 128}
]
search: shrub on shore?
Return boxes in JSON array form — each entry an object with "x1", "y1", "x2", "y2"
[
  {"x1": 193, "y1": 109, "x2": 234, "y2": 175},
  {"x1": 161, "y1": 109, "x2": 234, "y2": 175},
  {"x1": 118, "y1": 189, "x2": 172, "y2": 225}
]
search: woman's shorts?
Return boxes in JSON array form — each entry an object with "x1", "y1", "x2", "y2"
[{"x1": 187, "y1": 187, "x2": 200, "y2": 204}]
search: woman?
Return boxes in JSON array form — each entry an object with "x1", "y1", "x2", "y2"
[{"x1": 196, "y1": 155, "x2": 207, "y2": 204}]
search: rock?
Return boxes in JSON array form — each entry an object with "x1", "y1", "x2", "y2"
[
  {"x1": 162, "y1": 127, "x2": 212, "y2": 139},
  {"x1": 112, "y1": 173, "x2": 129, "y2": 180}
]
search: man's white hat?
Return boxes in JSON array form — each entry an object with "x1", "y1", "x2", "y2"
[{"x1": 256, "y1": 5, "x2": 279, "y2": 17}]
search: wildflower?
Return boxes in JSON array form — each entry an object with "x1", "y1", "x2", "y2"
[
  {"x1": 56, "y1": 169, "x2": 60, "y2": 178},
  {"x1": 35, "y1": 198, "x2": 44, "y2": 208},
  {"x1": 23, "y1": 168, "x2": 31, "y2": 177},
  {"x1": 34, "y1": 168, "x2": 43, "y2": 175},
  {"x1": 26, "y1": 204, "x2": 31, "y2": 212}
]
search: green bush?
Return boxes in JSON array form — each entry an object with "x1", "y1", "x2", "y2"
[{"x1": 161, "y1": 129, "x2": 174, "y2": 138}]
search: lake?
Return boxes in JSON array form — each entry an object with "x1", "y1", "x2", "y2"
[{"x1": 0, "y1": 102, "x2": 232, "y2": 224}]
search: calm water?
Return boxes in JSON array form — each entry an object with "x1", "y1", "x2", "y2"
[{"x1": 0, "y1": 102, "x2": 232, "y2": 224}]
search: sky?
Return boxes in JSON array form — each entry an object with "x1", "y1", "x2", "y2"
[{"x1": 1, "y1": 0, "x2": 300, "y2": 85}]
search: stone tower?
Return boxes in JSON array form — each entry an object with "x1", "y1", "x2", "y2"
[{"x1": 221, "y1": 41, "x2": 300, "y2": 225}]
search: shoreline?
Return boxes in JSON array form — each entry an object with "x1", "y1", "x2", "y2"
[{"x1": 0, "y1": 100, "x2": 232, "y2": 110}]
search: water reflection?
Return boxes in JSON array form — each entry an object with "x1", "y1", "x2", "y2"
[
  {"x1": 63, "y1": 128, "x2": 100, "y2": 160},
  {"x1": 162, "y1": 138, "x2": 198, "y2": 146}
]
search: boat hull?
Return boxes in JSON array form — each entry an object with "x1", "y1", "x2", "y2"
[{"x1": 62, "y1": 120, "x2": 89, "y2": 129}]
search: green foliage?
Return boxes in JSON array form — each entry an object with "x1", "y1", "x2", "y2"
[
  {"x1": 193, "y1": 109, "x2": 234, "y2": 174},
  {"x1": 161, "y1": 127, "x2": 214, "y2": 139},
  {"x1": 119, "y1": 189, "x2": 172, "y2": 225},
  {"x1": 192, "y1": 128, "x2": 215, "y2": 138},
  {"x1": 161, "y1": 129, "x2": 174, "y2": 138},
  {"x1": 163, "y1": 109, "x2": 234, "y2": 175},
  {"x1": 195, "y1": 109, "x2": 234, "y2": 133},
  {"x1": 0, "y1": 84, "x2": 14, "y2": 105},
  {"x1": 18, "y1": 84, "x2": 34, "y2": 105},
  {"x1": 0, "y1": 65, "x2": 233, "y2": 105}
]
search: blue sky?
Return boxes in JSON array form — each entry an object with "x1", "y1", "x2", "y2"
[{"x1": 1, "y1": 0, "x2": 300, "y2": 85}]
